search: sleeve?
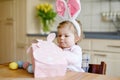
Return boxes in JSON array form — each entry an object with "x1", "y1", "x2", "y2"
[{"x1": 62, "y1": 46, "x2": 82, "y2": 65}]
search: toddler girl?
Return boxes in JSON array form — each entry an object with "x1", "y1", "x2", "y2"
[{"x1": 57, "y1": 20, "x2": 84, "y2": 72}]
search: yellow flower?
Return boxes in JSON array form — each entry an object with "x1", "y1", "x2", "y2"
[
  {"x1": 36, "y1": 3, "x2": 57, "y2": 32},
  {"x1": 36, "y1": 5, "x2": 40, "y2": 10}
]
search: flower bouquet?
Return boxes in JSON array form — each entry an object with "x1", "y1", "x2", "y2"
[{"x1": 36, "y1": 3, "x2": 57, "y2": 33}]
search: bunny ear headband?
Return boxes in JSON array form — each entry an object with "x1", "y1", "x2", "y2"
[{"x1": 56, "y1": 0, "x2": 81, "y2": 36}]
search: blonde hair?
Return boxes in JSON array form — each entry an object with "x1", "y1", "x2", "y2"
[
  {"x1": 57, "y1": 20, "x2": 83, "y2": 43},
  {"x1": 58, "y1": 20, "x2": 82, "y2": 36}
]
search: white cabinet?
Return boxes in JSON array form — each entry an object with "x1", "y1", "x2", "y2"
[
  {"x1": 91, "y1": 39, "x2": 120, "y2": 53},
  {"x1": 91, "y1": 51, "x2": 120, "y2": 77},
  {"x1": 79, "y1": 39, "x2": 120, "y2": 77},
  {"x1": 0, "y1": 0, "x2": 27, "y2": 63},
  {"x1": 0, "y1": 0, "x2": 16, "y2": 63},
  {"x1": 78, "y1": 39, "x2": 92, "y2": 51}
]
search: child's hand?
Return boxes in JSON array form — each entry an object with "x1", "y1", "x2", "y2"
[{"x1": 31, "y1": 39, "x2": 39, "y2": 43}]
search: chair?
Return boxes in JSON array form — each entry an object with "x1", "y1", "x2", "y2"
[{"x1": 88, "y1": 61, "x2": 106, "y2": 75}]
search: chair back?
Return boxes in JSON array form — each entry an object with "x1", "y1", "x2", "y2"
[{"x1": 88, "y1": 61, "x2": 106, "y2": 74}]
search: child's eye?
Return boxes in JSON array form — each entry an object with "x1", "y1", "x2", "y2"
[
  {"x1": 65, "y1": 35, "x2": 69, "y2": 37},
  {"x1": 57, "y1": 35, "x2": 62, "y2": 37}
]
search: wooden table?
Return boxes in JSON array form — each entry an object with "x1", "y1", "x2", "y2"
[{"x1": 0, "y1": 64, "x2": 120, "y2": 80}]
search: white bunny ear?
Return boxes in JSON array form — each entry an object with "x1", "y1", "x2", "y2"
[{"x1": 47, "y1": 33, "x2": 56, "y2": 42}]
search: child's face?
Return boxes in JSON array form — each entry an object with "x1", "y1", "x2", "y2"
[{"x1": 57, "y1": 26, "x2": 76, "y2": 49}]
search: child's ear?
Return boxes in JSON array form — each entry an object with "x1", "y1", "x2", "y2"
[{"x1": 75, "y1": 36, "x2": 80, "y2": 43}]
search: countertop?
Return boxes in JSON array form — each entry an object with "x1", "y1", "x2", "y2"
[
  {"x1": 27, "y1": 32, "x2": 120, "y2": 40},
  {"x1": 84, "y1": 32, "x2": 120, "y2": 40}
]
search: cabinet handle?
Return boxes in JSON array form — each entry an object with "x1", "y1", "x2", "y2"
[
  {"x1": 94, "y1": 54, "x2": 107, "y2": 57},
  {"x1": 107, "y1": 45, "x2": 120, "y2": 48},
  {"x1": 17, "y1": 42, "x2": 27, "y2": 48},
  {"x1": 6, "y1": 18, "x2": 13, "y2": 21}
]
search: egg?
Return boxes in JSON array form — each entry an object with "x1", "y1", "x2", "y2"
[
  {"x1": 23, "y1": 62, "x2": 30, "y2": 69},
  {"x1": 17, "y1": 61, "x2": 24, "y2": 68},
  {"x1": 27, "y1": 64, "x2": 34, "y2": 73},
  {"x1": 9, "y1": 62, "x2": 18, "y2": 70}
]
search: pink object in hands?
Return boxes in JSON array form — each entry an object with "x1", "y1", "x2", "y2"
[{"x1": 27, "y1": 33, "x2": 67, "y2": 78}]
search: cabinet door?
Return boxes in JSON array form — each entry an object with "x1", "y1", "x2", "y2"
[
  {"x1": 91, "y1": 52, "x2": 107, "y2": 64},
  {"x1": 92, "y1": 52, "x2": 120, "y2": 77},
  {"x1": 91, "y1": 39, "x2": 120, "y2": 53},
  {"x1": 0, "y1": 0, "x2": 15, "y2": 64},
  {"x1": 78, "y1": 39, "x2": 92, "y2": 51}
]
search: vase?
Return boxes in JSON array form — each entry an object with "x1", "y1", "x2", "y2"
[{"x1": 40, "y1": 28, "x2": 50, "y2": 35}]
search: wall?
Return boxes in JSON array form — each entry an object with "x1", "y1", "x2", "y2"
[
  {"x1": 80, "y1": 0, "x2": 120, "y2": 32},
  {"x1": 26, "y1": 0, "x2": 120, "y2": 34},
  {"x1": 26, "y1": 0, "x2": 56, "y2": 34}
]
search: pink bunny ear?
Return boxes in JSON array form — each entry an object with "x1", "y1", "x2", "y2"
[
  {"x1": 56, "y1": 0, "x2": 81, "y2": 37},
  {"x1": 68, "y1": 0, "x2": 81, "y2": 19},
  {"x1": 56, "y1": 0, "x2": 66, "y2": 17},
  {"x1": 56, "y1": 0, "x2": 81, "y2": 19},
  {"x1": 47, "y1": 33, "x2": 56, "y2": 42}
]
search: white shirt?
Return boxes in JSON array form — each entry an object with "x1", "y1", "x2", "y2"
[{"x1": 62, "y1": 45, "x2": 84, "y2": 72}]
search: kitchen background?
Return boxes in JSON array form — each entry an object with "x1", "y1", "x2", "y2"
[
  {"x1": 0, "y1": 0, "x2": 120, "y2": 77},
  {"x1": 26, "y1": 0, "x2": 120, "y2": 33},
  {"x1": 80, "y1": 0, "x2": 120, "y2": 32}
]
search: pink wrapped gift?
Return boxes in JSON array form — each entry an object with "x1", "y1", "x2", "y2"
[{"x1": 27, "y1": 33, "x2": 67, "y2": 78}]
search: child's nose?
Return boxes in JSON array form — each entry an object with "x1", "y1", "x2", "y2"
[{"x1": 60, "y1": 36, "x2": 65, "y2": 39}]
